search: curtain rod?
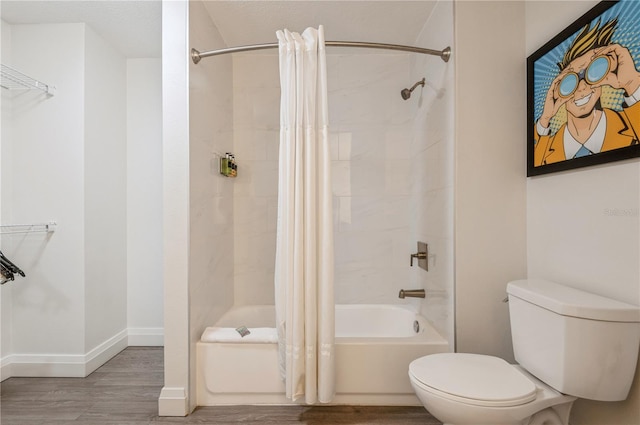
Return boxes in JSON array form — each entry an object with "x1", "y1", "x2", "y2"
[{"x1": 191, "y1": 42, "x2": 451, "y2": 64}]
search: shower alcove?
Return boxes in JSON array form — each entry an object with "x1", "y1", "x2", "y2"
[{"x1": 161, "y1": 0, "x2": 454, "y2": 413}]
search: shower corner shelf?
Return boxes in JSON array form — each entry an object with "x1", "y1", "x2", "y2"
[{"x1": 1, "y1": 64, "x2": 56, "y2": 96}]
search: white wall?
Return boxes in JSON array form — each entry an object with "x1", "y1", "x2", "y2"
[
  {"x1": 525, "y1": 2, "x2": 640, "y2": 424},
  {"x1": 159, "y1": 0, "x2": 193, "y2": 416},
  {"x1": 0, "y1": 18, "x2": 160, "y2": 380},
  {"x1": 0, "y1": 18, "x2": 14, "y2": 378},
  {"x1": 1, "y1": 21, "x2": 91, "y2": 379},
  {"x1": 84, "y1": 25, "x2": 128, "y2": 355},
  {"x1": 127, "y1": 58, "x2": 163, "y2": 346},
  {"x1": 525, "y1": 1, "x2": 639, "y2": 303},
  {"x1": 3, "y1": 21, "x2": 132, "y2": 376},
  {"x1": 454, "y1": 0, "x2": 528, "y2": 360},
  {"x1": 6, "y1": 23, "x2": 88, "y2": 369}
]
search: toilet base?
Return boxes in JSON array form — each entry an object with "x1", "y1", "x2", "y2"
[
  {"x1": 411, "y1": 366, "x2": 576, "y2": 425},
  {"x1": 527, "y1": 406, "x2": 571, "y2": 425},
  {"x1": 426, "y1": 404, "x2": 574, "y2": 425}
]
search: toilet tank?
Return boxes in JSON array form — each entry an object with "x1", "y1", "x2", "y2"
[{"x1": 507, "y1": 279, "x2": 640, "y2": 401}]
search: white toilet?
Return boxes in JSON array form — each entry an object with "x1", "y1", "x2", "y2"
[{"x1": 409, "y1": 279, "x2": 640, "y2": 425}]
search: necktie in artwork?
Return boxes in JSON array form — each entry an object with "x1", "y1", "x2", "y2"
[{"x1": 574, "y1": 145, "x2": 593, "y2": 158}]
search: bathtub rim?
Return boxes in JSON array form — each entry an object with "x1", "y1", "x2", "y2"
[{"x1": 212, "y1": 303, "x2": 446, "y2": 342}]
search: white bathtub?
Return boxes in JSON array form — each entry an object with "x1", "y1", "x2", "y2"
[{"x1": 196, "y1": 304, "x2": 449, "y2": 406}]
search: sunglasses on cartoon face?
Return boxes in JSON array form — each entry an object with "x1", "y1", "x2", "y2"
[{"x1": 558, "y1": 55, "x2": 610, "y2": 98}]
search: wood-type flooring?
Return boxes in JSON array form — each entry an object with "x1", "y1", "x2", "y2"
[{"x1": 0, "y1": 347, "x2": 441, "y2": 424}]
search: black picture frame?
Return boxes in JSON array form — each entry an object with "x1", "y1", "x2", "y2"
[{"x1": 527, "y1": 0, "x2": 640, "y2": 176}]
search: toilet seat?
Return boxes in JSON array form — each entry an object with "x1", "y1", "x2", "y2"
[{"x1": 409, "y1": 353, "x2": 537, "y2": 407}]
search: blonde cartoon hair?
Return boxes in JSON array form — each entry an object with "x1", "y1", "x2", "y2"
[{"x1": 558, "y1": 18, "x2": 618, "y2": 70}]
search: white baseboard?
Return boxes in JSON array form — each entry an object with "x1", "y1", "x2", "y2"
[
  {"x1": 0, "y1": 327, "x2": 162, "y2": 380},
  {"x1": 85, "y1": 329, "x2": 129, "y2": 375},
  {"x1": 5, "y1": 329, "x2": 128, "y2": 378},
  {"x1": 159, "y1": 386, "x2": 189, "y2": 416},
  {"x1": 0, "y1": 355, "x2": 12, "y2": 382},
  {"x1": 128, "y1": 327, "x2": 164, "y2": 346}
]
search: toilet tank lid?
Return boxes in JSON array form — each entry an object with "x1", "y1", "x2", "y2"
[{"x1": 507, "y1": 279, "x2": 640, "y2": 322}]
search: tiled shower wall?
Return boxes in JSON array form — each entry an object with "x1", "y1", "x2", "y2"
[
  {"x1": 233, "y1": 52, "x2": 450, "y2": 322},
  {"x1": 232, "y1": 52, "x2": 415, "y2": 304},
  {"x1": 329, "y1": 53, "x2": 418, "y2": 304},
  {"x1": 189, "y1": 0, "x2": 235, "y2": 343},
  {"x1": 232, "y1": 53, "x2": 280, "y2": 305},
  {"x1": 409, "y1": 0, "x2": 455, "y2": 346},
  {"x1": 231, "y1": 23, "x2": 453, "y2": 343}
]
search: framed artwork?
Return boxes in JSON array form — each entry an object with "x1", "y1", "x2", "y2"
[{"x1": 527, "y1": 0, "x2": 640, "y2": 176}]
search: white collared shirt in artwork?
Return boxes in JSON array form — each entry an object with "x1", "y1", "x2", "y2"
[{"x1": 562, "y1": 109, "x2": 606, "y2": 159}]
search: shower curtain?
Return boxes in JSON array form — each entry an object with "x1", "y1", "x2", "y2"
[{"x1": 274, "y1": 26, "x2": 335, "y2": 404}]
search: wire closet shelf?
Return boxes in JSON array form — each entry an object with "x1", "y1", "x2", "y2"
[
  {"x1": 1, "y1": 64, "x2": 56, "y2": 96},
  {"x1": 0, "y1": 222, "x2": 57, "y2": 235}
]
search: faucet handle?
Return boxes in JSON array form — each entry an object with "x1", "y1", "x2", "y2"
[
  {"x1": 410, "y1": 252, "x2": 427, "y2": 266},
  {"x1": 410, "y1": 241, "x2": 429, "y2": 271}
]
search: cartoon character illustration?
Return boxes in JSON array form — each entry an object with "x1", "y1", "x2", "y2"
[{"x1": 534, "y1": 17, "x2": 640, "y2": 166}]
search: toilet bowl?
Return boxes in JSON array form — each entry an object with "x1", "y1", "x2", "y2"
[
  {"x1": 409, "y1": 353, "x2": 576, "y2": 425},
  {"x1": 408, "y1": 279, "x2": 640, "y2": 425}
]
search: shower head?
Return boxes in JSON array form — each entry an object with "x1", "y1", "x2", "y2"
[{"x1": 401, "y1": 78, "x2": 425, "y2": 100}]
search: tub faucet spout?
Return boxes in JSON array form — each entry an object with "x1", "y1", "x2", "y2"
[{"x1": 398, "y1": 289, "x2": 426, "y2": 299}]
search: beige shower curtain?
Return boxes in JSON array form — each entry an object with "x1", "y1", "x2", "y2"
[{"x1": 274, "y1": 25, "x2": 335, "y2": 404}]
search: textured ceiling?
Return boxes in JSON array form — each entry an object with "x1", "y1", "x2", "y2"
[
  {"x1": 0, "y1": 1, "x2": 437, "y2": 59},
  {"x1": 0, "y1": 1, "x2": 161, "y2": 58},
  {"x1": 203, "y1": 1, "x2": 437, "y2": 49}
]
